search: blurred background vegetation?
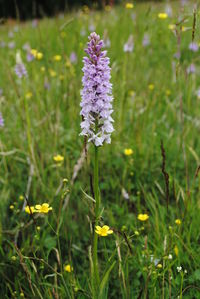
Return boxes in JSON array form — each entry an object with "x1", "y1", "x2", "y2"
[
  {"x1": 0, "y1": 0, "x2": 122, "y2": 19},
  {"x1": 0, "y1": 0, "x2": 167, "y2": 20}
]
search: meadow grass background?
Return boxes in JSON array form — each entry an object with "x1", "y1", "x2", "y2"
[{"x1": 0, "y1": 1, "x2": 200, "y2": 298}]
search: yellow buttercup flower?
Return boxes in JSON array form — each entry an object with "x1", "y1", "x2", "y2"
[
  {"x1": 19, "y1": 195, "x2": 24, "y2": 201},
  {"x1": 35, "y1": 203, "x2": 52, "y2": 213},
  {"x1": 53, "y1": 55, "x2": 62, "y2": 62},
  {"x1": 30, "y1": 49, "x2": 37, "y2": 57},
  {"x1": 64, "y1": 264, "x2": 73, "y2": 272},
  {"x1": 65, "y1": 59, "x2": 72, "y2": 68},
  {"x1": 95, "y1": 225, "x2": 113, "y2": 237},
  {"x1": 49, "y1": 69, "x2": 57, "y2": 77},
  {"x1": 181, "y1": 26, "x2": 186, "y2": 32},
  {"x1": 175, "y1": 219, "x2": 181, "y2": 225},
  {"x1": 168, "y1": 24, "x2": 175, "y2": 30},
  {"x1": 157, "y1": 264, "x2": 162, "y2": 268},
  {"x1": 128, "y1": 90, "x2": 135, "y2": 97},
  {"x1": 124, "y1": 148, "x2": 133, "y2": 156},
  {"x1": 26, "y1": 92, "x2": 33, "y2": 99},
  {"x1": 125, "y1": 3, "x2": 134, "y2": 9},
  {"x1": 53, "y1": 154, "x2": 64, "y2": 162},
  {"x1": 25, "y1": 206, "x2": 35, "y2": 214},
  {"x1": 148, "y1": 84, "x2": 154, "y2": 90},
  {"x1": 137, "y1": 214, "x2": 149, "y2": 221},
  {"x1": 9, "y1": 205, "x2": 14, "y2": 210},
  {"x1": 36, "y1": 52, "x2": 43, "y2": 60},
  {"x1": 158, "y1": 13, "x2": 168, "y2": 19},
  {"x1": 30, "y1": 49, "x2": 43, "y2": 60}
]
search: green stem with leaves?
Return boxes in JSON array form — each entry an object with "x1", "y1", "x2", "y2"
[
  {"x1": 180, "y1": 272, "x2": 184, "y2": 299},
  {"x1": 93, "y1": 144, "x2": 100, "y2": 296}
]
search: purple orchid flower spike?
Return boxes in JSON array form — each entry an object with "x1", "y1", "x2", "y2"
[
  {"x1": 15, "y1": 51, "x2": 27, "y2": 78},
  {"x1": 80, "y1": 32, "x2": 114, "y2": 147},
  {"x1": 0, "y1": 112, "x2": 4, "y2": 127}
]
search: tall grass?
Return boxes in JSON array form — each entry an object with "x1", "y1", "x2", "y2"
[{"x1": 0, "y1": 1, "x2": 200, "y2": 298}]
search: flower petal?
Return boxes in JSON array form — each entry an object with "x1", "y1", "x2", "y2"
[
  {"x1": 95, "y1": 226, "x2": 101, "y2": 231},
  {"x1": 35, "y1": 205, "x2": 41, "y2": 210},
  {"x1": 102, "y1": 225, "x2": 109, "y2": 230},
  {"x1": 42, "y1": 203, "x2": 49, "y2": 208},
  {"x1": 95, "y1": 230, "x2": 101, "y2": 235},
  {"x1": 107, "y1": 230, "x2": 113, "y2": 234}
]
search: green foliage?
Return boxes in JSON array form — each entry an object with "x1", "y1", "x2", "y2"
[{"x1": 0, "y1": 1, "x2": 200, "y2": 298}]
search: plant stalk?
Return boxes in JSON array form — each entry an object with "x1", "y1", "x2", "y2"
[{"x1": 93, "y1": 145, "x2": 100, "y2": 295}]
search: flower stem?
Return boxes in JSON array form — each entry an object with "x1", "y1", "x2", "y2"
[
  {"x1": 180, "y1": 272, "x2": 183, "y2": 299},
  {"x1": 93, "y1": 145, "x2": 100, "y2": 294},
  {"x1": 94, "y1": 145, "x2": 100, "y2": 216}
]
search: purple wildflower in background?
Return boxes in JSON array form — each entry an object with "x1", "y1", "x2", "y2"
[
  {"x1": 88, "y1": 23, "x2": 95, "y2": 32},
  {"x1": 174, "y1": 51, "x2": 181, "y2": 59},
  {"x1": 44, "y1": 79, "x2": 51, "y2": 90},
  {"x1": 123, "y1": 35, "x2": 134, "y2": 53},
  {"x1": 165, "y1": 4, "x2": 172, "y2": 17},
  {"x1": 0, "y1": 112, "x2": 4, "y2": 127},
  {"x1": 142, "y1": 33, "x2": 150, "y2": 47},
  {"x1": 70, "y1": 52, "x2": 77, "y2": 64},
  {"x1": 15, "y1": 63, "x2": 27, "y2": 78},
  {"x1": 15, "y1": 51, "x2": 27, "y2": 78},
  {"x1": 80, "y1": 32, "x2": 114, "y2": 146},
  {"x1": 80, "y1": 29, "x2": 86, "y2": 37},
  {"x1": 104, "y1": 37, "x2": 111, "y2": 48},
  {"x1": 189, "y1": 42, "x2": 199, "y2": 52},
  {"x1": 32, "y1": 19, "x2": 38, "y2": 28},
  {"x1": 26, "y1": 51, "x2": 35, "y2": 62},
  {"x1": 187, "y1": 63, "x2": 196, "y2": 74},
  {"x1": 181, "y1": 0, "x2": 188, "y2": 6},
  {"x1": 8, "y1": 41, "x2": 15, "y2": 49},
  {"x1": 23, "y1": 43, "x2": 30, "y2": 51},
  {"x1": 22, "y1": 44, "x2": 34, "y2": 62}
]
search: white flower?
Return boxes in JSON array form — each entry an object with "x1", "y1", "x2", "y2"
[
  {"x1": 122, "y1": 188, "x2": 129, "y2": 200},
  {"x1": 168, "y1": 254, "x2": 173, "y2": 260},
  {"x1": 177, "y1": 266, "x2": 182, "y2": 272},
  {"x1": 16, "y1": 50, "x2": 22, "y2": 64},
  {"x1": 123, "y1": 35, "x2": 134, "y2": 53}
]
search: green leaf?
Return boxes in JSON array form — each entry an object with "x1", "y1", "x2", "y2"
[
  {"x1": 98, "y1": 261, "x2": 116, "y2": 299},
  {"x1": 44, "y1": 236, "x2": 57, "y2": 250},
  {"x1": 194, "y1": 269, "x2": 200, "y2": 281}
]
